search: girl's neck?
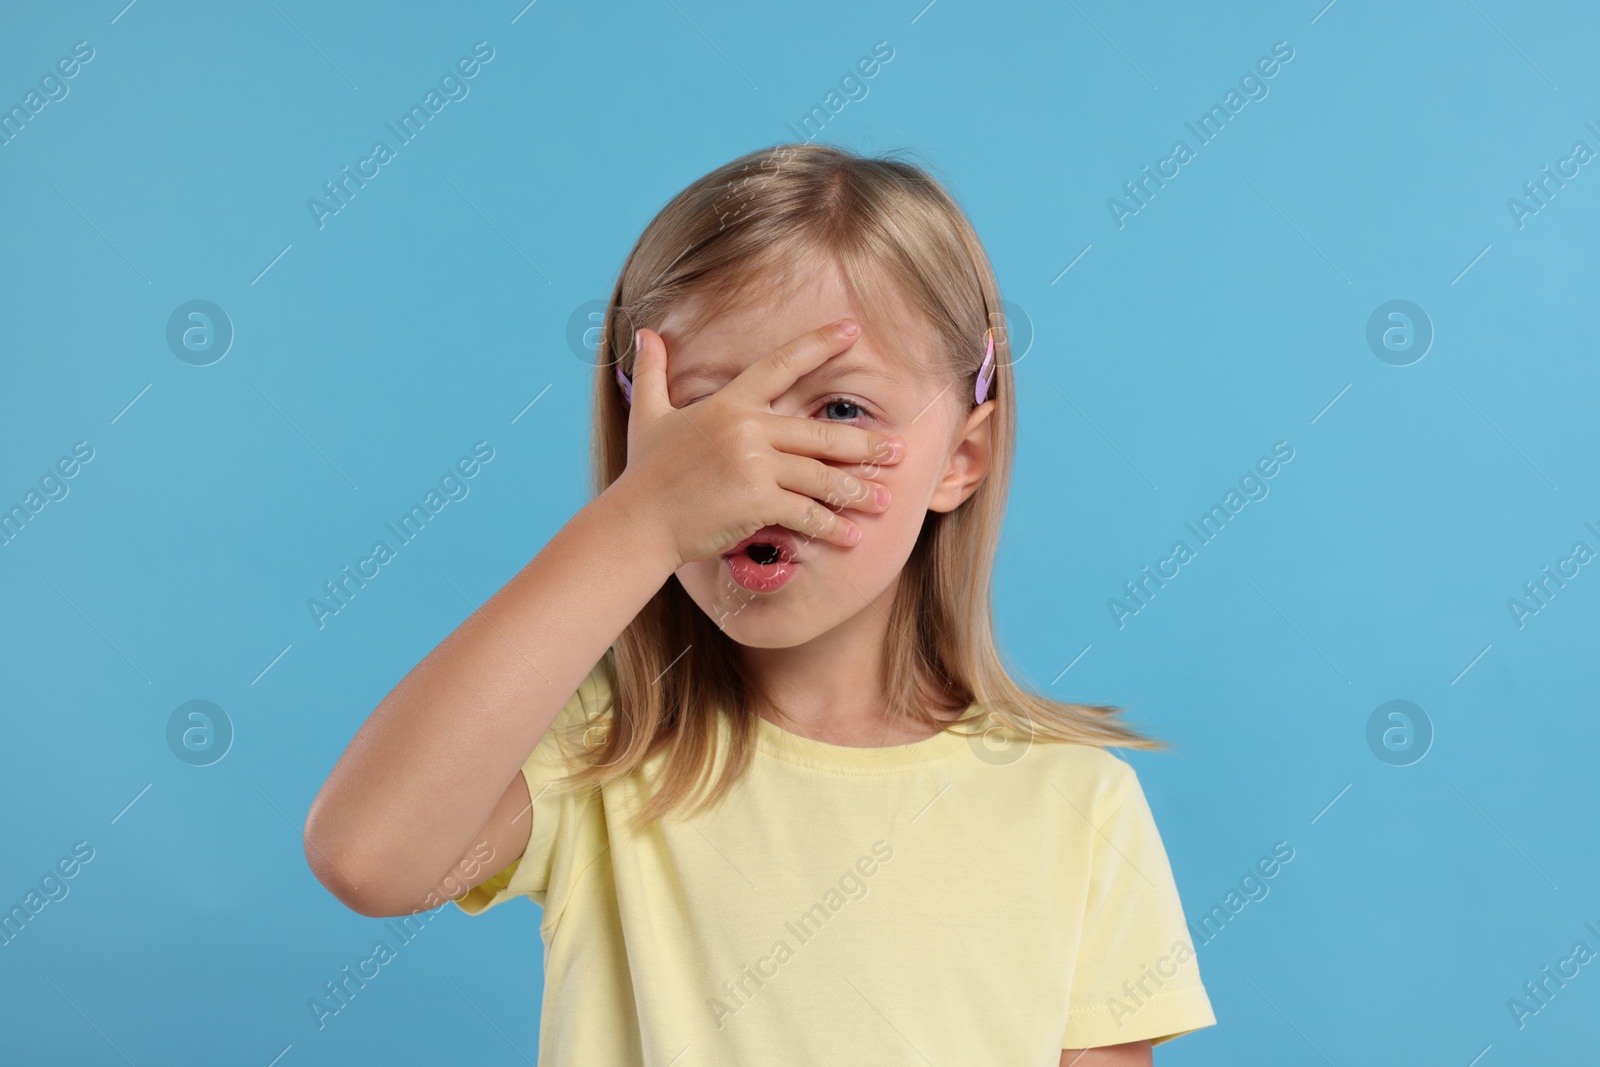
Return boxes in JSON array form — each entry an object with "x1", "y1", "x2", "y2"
[
  {"x1": 739, "y1": 571, "x2": 963, "y2": 747},
  {"x1": 745, "y1": 653, "x2": 964, "y2": 749}
]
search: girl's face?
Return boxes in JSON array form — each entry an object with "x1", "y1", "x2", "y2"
[{"x1": 655, "y1": 263, "x2": 995, "y2": 649}]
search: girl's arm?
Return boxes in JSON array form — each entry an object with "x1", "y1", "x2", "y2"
[
  {"x1": 1061, "y1": 1041, "x2": 1153, "y2": 1066},
  {"x1": 303, "y1": 319, "x2": 896, "y2": 917},
  {"x1": 301, "y1": 481, "x2": 676, "y2": 917}
]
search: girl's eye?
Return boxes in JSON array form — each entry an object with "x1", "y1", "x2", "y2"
[{"x1": 818, "y1": 396, "x2": 872, "y2": 422}]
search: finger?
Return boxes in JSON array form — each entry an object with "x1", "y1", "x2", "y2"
[
  {"x1": 776, "y1": 488, "x2": 863, "y2": 549},
  {"x1": 722, "y1": 318, "x2": 861, "y2": 408},
  {"x1": 764, "y1": 414, "x2": 904, "y2": 470},
  {"x1": 771, "y1": 453, "x2": 890, "y2": 516},
  {"x1": 627, "y1": 327, "x2": 674, "y2": 423}
]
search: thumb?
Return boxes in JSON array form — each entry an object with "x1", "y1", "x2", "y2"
[{"x1": 628, "y1": 327, "x2": 672, "y2": 421}]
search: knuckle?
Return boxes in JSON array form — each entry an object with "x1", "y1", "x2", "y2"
[
  {"x1": 800, "y1": 502, "x2": 832, "y2": 535},
  {"x1": 728, "y1": 413, "x2": 764, "y2": 454}
]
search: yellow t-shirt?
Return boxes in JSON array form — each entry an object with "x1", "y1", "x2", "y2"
[{"x1": 455, "y1": 661, "x2": 1216, "y2": 1063}]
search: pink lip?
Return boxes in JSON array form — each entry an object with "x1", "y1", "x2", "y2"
[{"x1": 723, "y1": 526, "x2": 801, "y2": 593}]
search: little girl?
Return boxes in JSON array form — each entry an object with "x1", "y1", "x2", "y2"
[{"x1": 305, "y1": 143, "x2": 1217, "y2": 1065}]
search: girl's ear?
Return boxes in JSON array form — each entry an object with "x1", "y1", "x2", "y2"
[{"x1": 927, "y1": 399, "x2": 996, "y2": 514}]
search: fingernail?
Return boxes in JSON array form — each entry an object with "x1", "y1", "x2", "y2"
[
  {"x1": 839, "y1": 320, "x2": 858, "y2": 336},
  {"x1": 847, "y1": 524, "x2": 862, "y2": 543},
  {"x1": 633, "y1": 329, "x2": 642, "y2": 353},
  {"x1": 874, "y1": 485, "x2": 890, "y2": 507}
]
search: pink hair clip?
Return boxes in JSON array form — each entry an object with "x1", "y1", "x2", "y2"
[
  {"x1": 974, "y1": 329, "x2": 996, "y2": 405},
  {"x1": 615, "y1": 360, "x2": 633, "y2": 405}
]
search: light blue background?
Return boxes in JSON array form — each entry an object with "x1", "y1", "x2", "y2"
[{"x1": 2, "y1": 0, "x2": 1596, "y2": 1063}]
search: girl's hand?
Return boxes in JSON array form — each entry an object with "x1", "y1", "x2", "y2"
[{"x1": 612, "y1": 317, "x2": 904, "y2": 572}]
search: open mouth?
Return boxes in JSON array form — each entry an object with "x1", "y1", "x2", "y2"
[
  {"x1": 744, "y1": 543, "x2": 784, "y2": 564},
  {"x1": 723, "y1": 526, "x2": 801, "y2": 592}
]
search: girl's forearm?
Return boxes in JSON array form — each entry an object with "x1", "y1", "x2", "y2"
[{"x1": 303, "y1": 477, "x2": 674, "y2": 914}]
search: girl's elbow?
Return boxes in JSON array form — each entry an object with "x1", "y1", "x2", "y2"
[{"x1": 302, "y1": 794, "x2": 413, "y2": 916}]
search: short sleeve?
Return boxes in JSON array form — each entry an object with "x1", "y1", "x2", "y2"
[
  {"x1": 452, "y1": 660, "x2": 611, "y2": 917},
  {"x1": 1062, "y1": 762, "x2": 1217, "y2": 1048}
]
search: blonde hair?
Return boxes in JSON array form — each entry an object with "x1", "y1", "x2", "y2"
[{"x1": 559, "y1": 142, "x2": 1167, "y2": 832}]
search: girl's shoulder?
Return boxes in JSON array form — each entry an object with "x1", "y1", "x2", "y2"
[{"x1": 979, "y1": 722, "x2": 1144, "y2": 818}]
